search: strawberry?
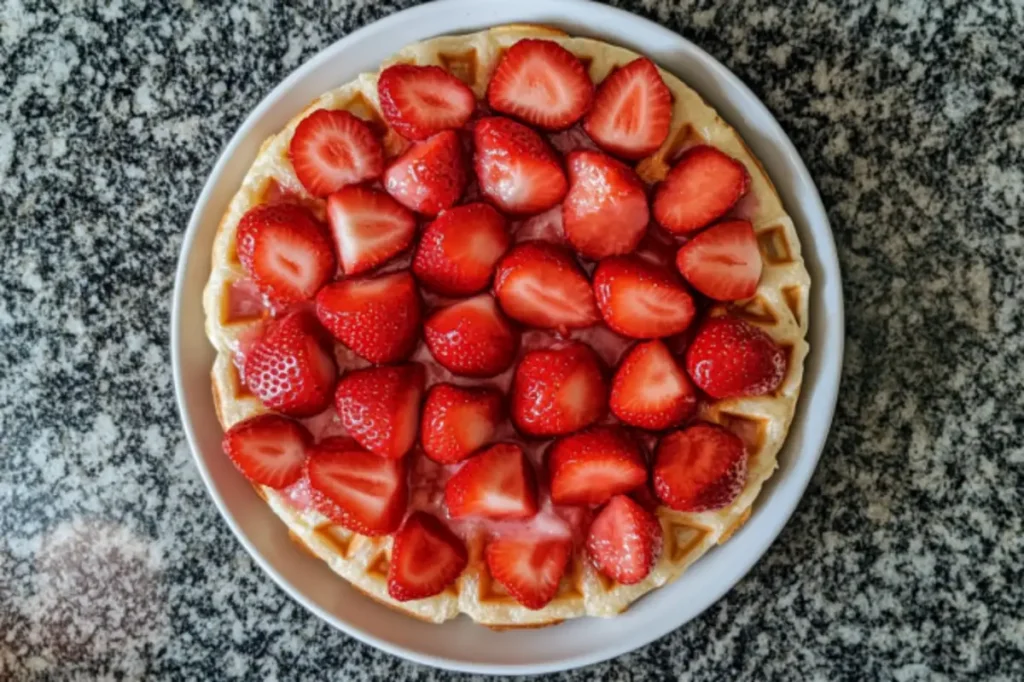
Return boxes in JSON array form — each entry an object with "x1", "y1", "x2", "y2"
[
  {"x1": 314, "y1": 271, "x2": 421, "y2": 364},
  {"x1": 383, "y1": 130, "x2": 467, "y2": 216},
  {"x1": 653, "y1": 422, "x2": 747, "y2": 511},
  {"x1": 592, "y1": 255, "x2": 696, "y2": 339},
  {"x1": 485, "y1": 536, "x2": 572, "y2": 610},
  {"x1": 235, "y1": 203, "x2": 336, "y2": 304},
  {"x1": 511, "y1": 342, "x2": 607, "y2": 437},
  {"x1": 221, "y1": 414, "x2": 311, "y2": 489},
  {"x1": 333, "y1": 363, "x2": 425, "y2": 459},
  {"x1": 562, "y1": 150, "x2": 649, "y2": 259},
  {"x1": 244, "y1": 312, "x2": 337, "y2": 417},
  {"x1": 388, "y1": 511, "x2": 468, "y2": 601},
  {"x1": 610, "y1": 340, "x2": 697, "y2": 430},
  {"x1": 486, "y1": 39, "x2": 594, "y2": 131},
  {"x1": 547, "y1": 426, "x2": 647, "y2": 506},
  {"x1": 473, "y1": 116, "x2": 567, "y2": 215},
  {"x1": 684, "y1": 317, "x2": 787, "y2": 398},
  {"x1": 289, "y1": 108, "x2": 384, "y2": 197},
  {"x1": 420, "y1": 383, "x2": 504, "y2": 464},
  {"x1": 445, "y1": 443, "x2": 538, "y2": 520},
  {"x1": 423, "y1": 294, "x2": 519, "y2": 378},
  {"x1": 412, "y1": 203, "x2": 510, "y2": 296},
  {"x1": 652, "y1": 145, "x2": 750, "y2": 234},
  {"x1": 675, "y1": 220, "x2": 762, "y2": 301},
  {"x1": 327, "y1": 185, "x2": 416, "y2": 275},
  {"x1": 377, "y1": 64, "x2": 476, "y2": 141},
  {"x1": 493, "y1": 241, "x2": 600, "y2": 331},
  {"x1": 583, "y1": 57, "x2": 673, "y2": 160},
  {"x1": 586, "y1": 494, "x2": 662, "y2": 585}
]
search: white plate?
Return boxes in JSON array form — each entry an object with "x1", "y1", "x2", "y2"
[{"x1": 172, "y1": 0, "x2": 844, "y2": 674}]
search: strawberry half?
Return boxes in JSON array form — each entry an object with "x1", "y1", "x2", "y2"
[
  {"x1": 326, "y1": 185, "x2": 416, "y2": 276},
  {"x1": 412, "y1": 203, "x2": 510, "y2": 297},
  {"x1": 684, "y1": 317, "x2": 787, "y2": 398},
  {"x1": 420, "y1": 383, "x2": 504, "y2": 465},
  {"x1": 222, "y1": 414, "x2": 311, "y2": 489},
  {"x1": 583, "y1": 57, "x2": 673, "y2": 160},
  {"x1": 675, "y1": 220, "x2": 762, "y2": 301},
  {"x1": 388, "y1": 511, "x2": 468, "y2": 602},
  {"x1": 485, "y1": 536, "x2": 572, "y2": 610},
  {"x1": 377, "y1": 64, "x2": 476, "y2": 141},
  {"x1": 445, "y1": 443, "x2": 538, "y2": 520},
  {"x1": 592, "y1": 255, "x2": 696, "y2": 339},
  {"x1": 289, "y1": 108, "x2": 384, "y2": 197},
  {"x1": 511, "y1": 342, "x2": 607, "y2": 437},
  {"x1": 334, "y1": 363, "x2": 426, "y2": 459},
  {"x1": 473, "y1": 116, "x2": 567, "y2": 215},
  {"x1": 610, "y1": 340, "x2": 697, "y2": 430},
  {"x1": 586, "y1": 494, "x2": 662, "y2": 585},
  {"x1": 562, "y1": 150, "x2": 649, "y2": 259},
  {"x1": 423, "y1": 294, "x2": 519, "y2": 378},
  {"x1": 384, "y1": 130, "x2": 467, "y2": 216},
  {"x1": 493, "y1": 241, "x2": 600, "y2": 331},
  {"x1": 653, "y1": 145, "x2": 750, "y2": 234},
  {"x1": 548, "y1": 426, "x2": 647, "y2": 506},
  {"x1": 653, "y1": 422, "x2": 747, "y2": 512}
]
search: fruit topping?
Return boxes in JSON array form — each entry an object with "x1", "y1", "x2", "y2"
[
  {"x1": 684, "y1": 317, "x2": 786, "y2": 398},
  {"x1": 562, "y1": 150, "x2": 649, "y2": 259},
  {"x1": 289, "y1": 108, "x2": 384, "y2": 196},
  {"x1": 473, "y1": 116, "x2": 567, "y2": 215},
  {"x1": 610, "y1": 340, "x2": 696, "y2": 430},
  {"x1": 420, "y1": 383, "x2": 504, "y2": 464},
  {"x1": 583, "y1": 57, "x2": 673, "y2": 160},
  {"x1": 511, "y1": 342, "x2": 607, "y2": 437},
  {"x1": 652, "y1": 145, "x2": 749, "y2": 234},
  {"x1": 412, "y1": 203, "x2": 510, "y2": 297},
  {"x1": 548, "y1": 426, "x2": 647, "y2": 506},
  {"x1": 486, "y1": 536, "x2": 572, "y2": 610},
  {"x1": 675, "y1": 219, "x2": 762, "y2": 301},
  {"x1": 653, "y1": 422, "x2": 747, "y2": 512},
  {"x1": 444, "y1": 443, "x2": 538, "y2": 520},
  {"x1": 388, "y1": 511, "x2": 468, "y2": 601},
  {"x1": 222, "y1": 414, "x2": 311, "y2": 489},
  {"x1": 423, "y1": 294, "x2": 519, "y2": 378},
  {"x1": 326, "y1": 185, "x2": 416, "y2": 275},
  {"x1": 493, "y1": 241, "x2": 600, "y2": 331},
  {"x1": 377, "y1": 64, "x2": 476, "y2": 141},
  {"x1": 334, "y1": 363, "x2": 426, "y2": 459},
  {"x1": 586, "y1": 494, "x2": 662, "y2": 585},
  {"x1": 384, "y1": 130, "x2": 467, "y2": 216},
  {"x1": 592, "y1": 255, "x2": 696, "y2": 339}
]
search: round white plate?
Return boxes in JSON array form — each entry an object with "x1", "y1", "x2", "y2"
[{"x1": 172, "y1": 0, "x2": 844, "y2": 674}]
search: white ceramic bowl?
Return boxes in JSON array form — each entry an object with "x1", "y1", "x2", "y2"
[{"x1": 172, "y1": 0, "x2": 844, "y2": 674}]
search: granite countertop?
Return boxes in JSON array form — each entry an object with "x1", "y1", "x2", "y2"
[{"x1": 2, "y1": 0, "x2": 1022, "y2": 679}]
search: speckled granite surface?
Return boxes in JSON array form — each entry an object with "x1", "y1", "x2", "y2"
[{"x1": 2, "y1": 0, "x2": 1022, "y2": 678}]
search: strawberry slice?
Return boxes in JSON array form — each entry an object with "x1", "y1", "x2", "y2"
[
  {"x1": 562, "y1": 150, "x2": 650, "y2": 259},
  {"x1": 473, "y1": 116, "x2": 567, "y2": 215},
  {"x1": 653, "y1": 145, "x2": 750, "y2": 234},
  {"x1": 653, "y1": 422, "x2": 747, "y2": 512},
  {"x1": 583, "y1": 57, "x2": 673, "y2": 160},
  {"x1": 388, "y1": 511, "x2": 468, "y2": 601},
  {"x1": 444, "y1": 443, "x2": 538, "y2": 520},
  {"x1": 420, "y1": 383, "x2": 504, "y2": 465},
  {"x1": 592, "y1": 255, "x2": 696, "y2": 339},
  {"x1": 235, "y1": 203, "x2": 336, "y2": 304},
  {"x1": 222, "y1": 414, "x2": 312, "y2": 488},
  {"x1": 511, "y1": 342, "x2": 607, "y2": 437},
  {"x1": 493, "y1": 241, "x2": 600, "y2": 331},
  {"x1": 383, "y1": 130, "x2": 467, "y2": 216},
  {"x1": 675, "y1": 220, "x2": 762, "y2": 301},
  {"x1": 548, "y1": 426, "x2": 647, "y2": 506},
  {"x1": 423, "y1": 294, "x2": 519, "y2": 378},
  {"x1": 289, "y1": 108, "x2": 384, "y2": 197},
  {"x1": 610, "y1": 340, "x2": 697, "y2": 430},
  {"x1": 486, "y1": 39, "x2": 594, "y2": 131},
  {"x1": 377, "y1": 64, "x2": 476, "y2": 141},
  {"x1": 413, "y1": 203, "x2": 510, "y2": 296},
  {"x1": 334, "y1": 363, "x2": 425, "y2": 459},
  {"x1": 684, "y1": 317, "x2": 787, "y2": 398},
  {"x1": 485, "y1": 536, "x2": 572, "y2": 610},
  {"x1": 327, "y1": 185, "x2": 416, "y2": 275},
  {"x1": 586, "y1": 494, "x2": 662, "y2": 585}
]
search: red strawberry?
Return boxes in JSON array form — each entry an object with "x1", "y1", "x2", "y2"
[
  {"x1": 493, "y1": 241, "x2": 600, "y2": 331},
  {"x1": 384, "y1": 130, "x2": 467, "y2": 216},
  {"x1": 511, "y1": 342, "x2": 607, "y2": 437},
  {"x1": 289, "y1": 108, "x2": 384, "y2": 197},
  {"x1": 326, "y1": 185, "x2": 416, "y2": 276},
  {"x1": 653, "y1": 422, "x2": 747, "y2": 511},
  {"x1": 423, "y1": 294, "x2": 519, "y2": 378},
  {"x1": 334, "y1": 363, "x2": 425, "y2": 459},
  {"x1": 244, "y1": 312, "x2": 337, "y2": 417},
  {"x1": 684, "y1": 317, "x2": 787, "y2": 398},
  {"x1": 314, "y1": 271, "x2": 421, "y2": 364},
  {"x1": 485, "y1": 536, "x2": 572, "y2": 610},
  {"x1": 388, "y1": 511, "x2": 468, "y2": 601},
  {"x1": 486, "y1": 39, "x2": 594, "y2": 131},
  {"x1": 583, "y1": 57, "x2": 673, "y2": 160},
  {"x1": 675, "y1": 220, "x2": 762, "y2": 301},
  {"x1": 562, "y1": 150, "x2": 649, "y2": 259},
  {"x1": 420, "y1": 383, "x2": 504, "y2": 464},
  {"x1": 235, "y1": 203, "x2": 336, "y2": 304},
  {"x1": 592, "y1": 255, "x2": 696, "y2": 339},
  {"x1": 653, "y1": 145, "x2": 750, "y2": 234},
  {"x1": 413, "y1": 203, "x2": 510, "y2": 296},
  {"x1": 473, "y1": 116, "x2": 567, "y2": 215},
  {"x1": 377, "y1": 64, "x2": 476, "y2": 141},
  {"x1": 221, "y1": 414, "x2": 311, "y2": 488},
  {"x1": 445, "y1": 443, "x2": 538, "y2": 520},
  {"x1": 610, "y1": 340, "x2": 697, "y2": 430},
  {"x1": 548, "y1": 426, "x2": 647, "y2": 506},
  {"x1": 586, "y1": 494, "x2": 662, "y2": 585}
]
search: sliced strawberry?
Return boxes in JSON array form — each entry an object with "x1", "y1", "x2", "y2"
[
  {"x1": 485, "y1": 536, "x2": 572, "y2": 610},
  {"x1": 420, "y1": 383, "x2": 504, "y2": 464},
  {"x1": 413, "y1": 203, "x2": 510, "y2": 296},
  {"x1": 675, "y1": 220, "x2": 762, "y2": 301},
  {"x1": 377, "y1": 64, "x2": 476, "y2": 141},
  {"x1": 610, "y1": 340, "x2": 697, "y2": 430},
  {"x1": 314, "y1": 271, "x2": 421, "y2": 364},
  {"x1": 244, "y1": 312, "x2": 336, "y2": 417},
  {"x1": 592, "y1": 255, "x2": 696, "y2": 339},
  {"x1": 384, "y1": 130, "x2": 467, "y2": 216},
  {"x1": 511, "y1": 342, "x2": 607, "y2": 437},
  {"x1": 653, "y1": 422, "x2": 747, "y2": 511},
  {"x1": 583, "y1": 57, "x2": 673, "y2": 160},
  {"x1": 289, "y1": 108, "x2": 384, "y2": 197},
  {"x1": 653, "y1": 145, "x2": 750, "y2": 234},
  {"x1": 333, "y1": 363, "x2": 425, "y2": 459},
  {"x1": 222, "y1": 414, "x2": 311, "y2": 489},
  {"x1": 327, "y1": 185, "x2": 416, "y2": 275},
  {"x1": 586, "y1": 494, "x2": 662, "y2": 585},
  {"x1": 562, "y1": 150, "x2": 649, "y2": 259},
  {"x1": 493, "y1": 241, "x2": 600, "y2": 331},
  {"x1": 548, "y1": 426, "x2": 647, "y2": 506},
  {"x1": 684, "y1": 316, "x2": 787, "y2": 398},
  {"x1": 388, "y1": 511, "x2": 468, "y2": 601},
  {"x1": 473, "y1": 116, "x2": 567, "y2": 215},
  {"x1": 444, "y1": 443, "x2": 538, "y2": 520},
  {"x1": 423, "y1": 294, "x2": 519, "y2": 378}
]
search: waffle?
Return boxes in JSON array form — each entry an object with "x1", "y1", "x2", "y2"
[{"x1": 202, "y1": 24, "x2": 811, "y2": 627}]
